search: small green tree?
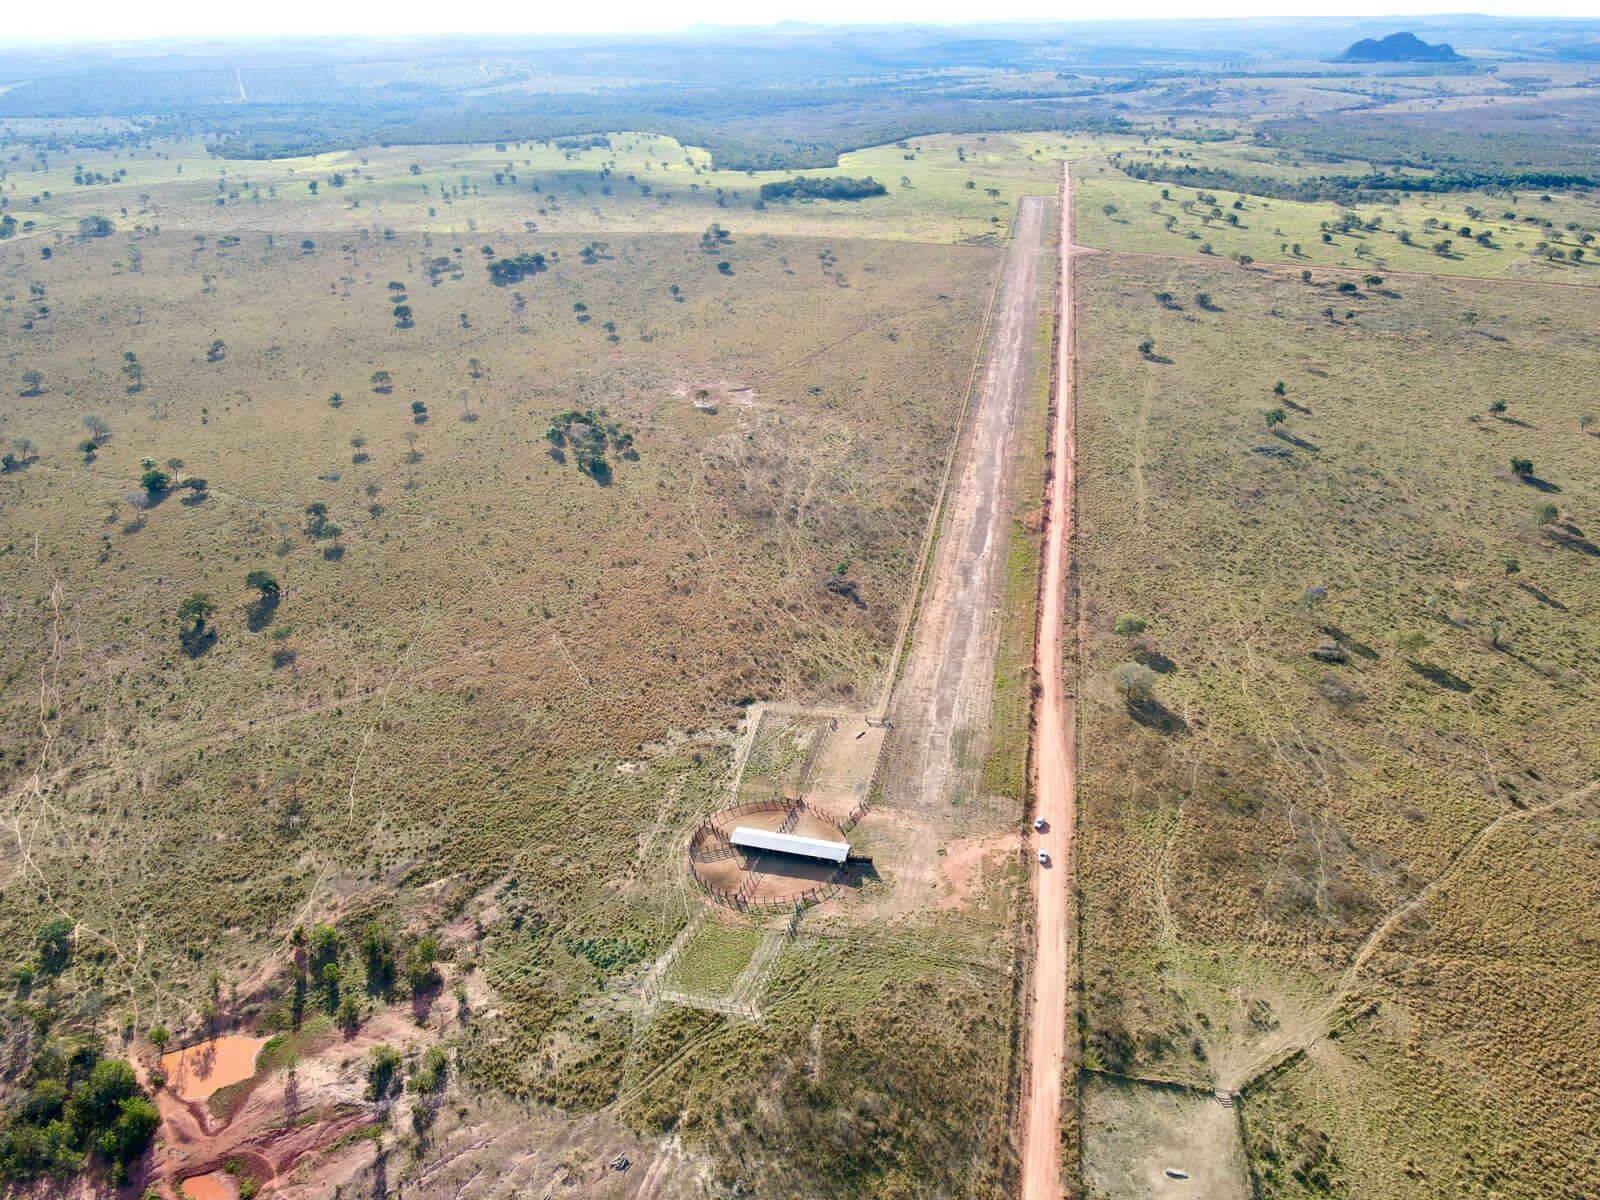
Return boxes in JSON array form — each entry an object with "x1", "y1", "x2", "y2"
[
  {"x1": 1509, "y1": 457, "x2": 1534, "y2": 478},
  {"x1": 411, "y1": 1045, "x2": 448, "y2": 1094},
  {"x1": 366, "y1": 1045, "x2": 403, "y2": 1101},
  {"x1": 336, "y1": 992, "x2": 361, "y2": 1032},
  {"x1": 404, "y1": 936, "x2": 442, "y2": 993},
  {"x1": 1392, "y1": 629, "x2": 1430, "y2": 657},
  {"x1": 309, "y1": 923, "x2": 338, "y2": 969},
  {"x1": 1109, "y1": 662, "x2": 1157, "y2": 703},
  {"x1": 35, "y1": 917, "x2": 74, "y2": 975},
  {"x1": 1265, "y1": 408, "x2": 1287, "y2": 431},
  {"x1": 177, "y1": 593, "x2": 216, "y2": 634},
  {"x1": 362, "y1": 925, "x2": 397, "y2": 997},
  {"x1": 1112, "y1": 614, "x2": 1147, "y2": 636},
  {"x1": 245, "y1": 570, "x2": 279, "y2": 598},
  {"x1": 319, "y1": 961, "x2": 341, "y2": 1013}
]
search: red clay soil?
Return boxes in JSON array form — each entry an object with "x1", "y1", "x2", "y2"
[
  {"x1": 1021, "y1": 161, "x2": 1080, "y2": 1200},
  {"x1": 142, "y1": 1002, "x2": 449, "y2": 1199},
  {"x1": 160, "y1": 1035, "x2": 271, "y2": 1102}
]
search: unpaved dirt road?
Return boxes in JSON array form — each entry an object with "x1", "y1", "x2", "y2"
[
  {"x1": 1021, "y1": 162, "x2": 1079, "y2": 1200},
  {"x1": 885, "y1": 195, "x2": 1047, "y2": 814}
]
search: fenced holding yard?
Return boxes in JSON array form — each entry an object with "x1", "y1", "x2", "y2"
[
  {"x1": 641, "y1": 900, "x2": 810, "y2": 1020},
  {"x1": 688, "y1": 796, "x2": 851, "y2": 912}
]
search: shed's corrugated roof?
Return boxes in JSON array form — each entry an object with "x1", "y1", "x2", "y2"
[{"x1": 730, "y1": 826, "x2": 850, "y2": 864}]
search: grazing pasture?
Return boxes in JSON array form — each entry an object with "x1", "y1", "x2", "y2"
[
  {"x1": 0, "y1": 114, "x2": 1073, "y2": 1198},
  {"x1": 1072, "y1": 244, "x2": 1600, "y2": 1193},
  {"x1": 5, "y1": 32, "x2": 1600, "y2": 1194},
  {"x1": 1075, "y1": 145, "x2": 1600, "y2": 282}
]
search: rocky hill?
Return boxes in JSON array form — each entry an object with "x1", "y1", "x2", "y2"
[{"x1": 1337, "y1": 31, "x2": 1464, "y2": 62}]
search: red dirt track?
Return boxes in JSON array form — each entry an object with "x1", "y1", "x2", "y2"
[{"x1": 1021, "y1": 161, "x2": 1079, "y2": 1200}]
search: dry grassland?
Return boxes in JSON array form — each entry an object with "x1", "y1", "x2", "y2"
[
  {"x1": 1074, "y1": 148, "x2": 1600, "y2": 284},
  {"x1": 0, "y1": 129, "x2": 1062, "y2": 1196},
  {"x1": 1073, "y1": 247, "x2": 1600, "y2": 1193}
]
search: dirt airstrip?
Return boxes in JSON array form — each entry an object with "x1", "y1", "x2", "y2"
[{"x1": 883, "y1": 194, "x2": 1048, "y2": 820}]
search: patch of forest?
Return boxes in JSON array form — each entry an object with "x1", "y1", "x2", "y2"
[
  {"x1": 758, "y1": 175, "x2": 888, "y2": 201},
  {"x1": 1119, "y1": 158, "x2": 1599, "y2": 203}
]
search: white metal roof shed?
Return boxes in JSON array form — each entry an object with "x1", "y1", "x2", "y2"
[{"x1": 730, "y1": 826, "x2": 850, "y2": 864}]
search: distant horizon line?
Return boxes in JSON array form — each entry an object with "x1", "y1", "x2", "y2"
[{"x1": 4, "y1": 11, "x2": 1600, "y2": 54}]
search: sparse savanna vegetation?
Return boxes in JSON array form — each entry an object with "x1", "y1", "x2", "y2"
[
  {"x1": 0, "y1": 112, "x2": 1023, "y2": 1200},
  {"x1": 1075, "y1": 247, "x2": 1600, "y2": 1195},
  {"x1": 4, "y1": 20, "x2": 1600, "y2": 1200}
]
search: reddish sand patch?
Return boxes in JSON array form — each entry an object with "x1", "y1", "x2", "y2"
[
  {"x1": 160, "y1": 1035, "x2": 271, "y2": 1101},
  {"x1": 177, "y1": 1170, "x2": 235, "y2": 1200},
  {"x1": 939, "y1": 833, "x2": 1019, "y2": 909}
]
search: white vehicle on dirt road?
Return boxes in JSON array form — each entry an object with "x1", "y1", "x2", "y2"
[
  {"x1": 1033, "y1": 817, "x2": 1047, "y2": 832},
  {"x1": 1037, "y1": 850, "x2": 1050, "y2": 867}
]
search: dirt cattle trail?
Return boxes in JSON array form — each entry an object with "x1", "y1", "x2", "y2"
[
  {"x1": 884, "y1": 195, "x2": 1047, "y2": 811},
  {"x1": 1021, "y1": 162, "x2": 1079, "y2": 1200}
]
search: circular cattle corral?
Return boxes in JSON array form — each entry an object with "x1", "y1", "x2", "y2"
[{"x1": 689, "y1": 800, "x2": 851, "y2": 909}]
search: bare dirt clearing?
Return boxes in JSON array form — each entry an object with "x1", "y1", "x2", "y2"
[
  {"x1": 882, "y1": 195, "x2": 1047, "y2": 819},
  {"x1": 177, "y1": 1171, "x2": 234, "y2": 1200},
  {"x1": 1081, "y1": 1076, "x2": 1249, "y2": 1200},
  {"x1": 938, "y1": 831, "x2": 1020, "y2": 910}
]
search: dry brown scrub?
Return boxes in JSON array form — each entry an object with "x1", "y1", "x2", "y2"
[
  {"x1": 1073, "y1": 252, "x2": 1600, "y2": 1193},
  {"x1": 0, "y1": 223, "x2": 996, "y2": 1195}
]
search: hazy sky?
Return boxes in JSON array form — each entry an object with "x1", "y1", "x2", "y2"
[{"x1": 5, "y1": 0, "x2": 1597, "y2": 44}]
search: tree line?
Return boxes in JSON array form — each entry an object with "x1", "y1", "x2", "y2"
[{"x1": 1118, "y1": 159, "x2": 1598, "y2": 205}]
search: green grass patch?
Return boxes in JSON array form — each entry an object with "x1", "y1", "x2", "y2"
[{"x1": 664, "y1": 923, "x2": 761, "y2": 995}]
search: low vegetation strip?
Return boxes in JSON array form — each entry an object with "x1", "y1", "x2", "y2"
[
  {"x1": 1117, "y1": 159, "x2": 1600, "y2": 204},
  {"x1": 664, "y1": 923, "x2": 762, "y2": 995}
]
